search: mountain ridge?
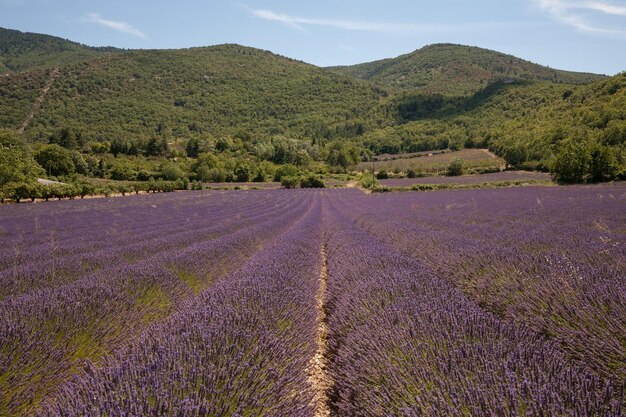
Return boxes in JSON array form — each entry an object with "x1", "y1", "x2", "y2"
[
  {"x1": 0, "y1": 26, "x2": 623, "y2": 182},
  {"x1": 328, "y1": 43, "x2": 607, "y2": 96},
  {"x1": 0, "y1": 27, "x2": 119, "y2": 73},
  {"x1": 0, "y1": 42, "x2": 389, "y2": 142}
]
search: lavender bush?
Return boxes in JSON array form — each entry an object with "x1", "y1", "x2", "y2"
[{"x1": 0, "y1": 184, "x2": 623, "y2": 416}]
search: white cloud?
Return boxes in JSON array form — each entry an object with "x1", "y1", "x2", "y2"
[
  {"x1": 82, "y1": 12, "x2": 146, "y2": 39},
  {"x1": 247, "y1": 8, "x2": 513, "y2": 35},
  {"x1": 532, "y1": 0, "x2": 626, "y2": 35},
  {"x1": 249, "y1": 9, "x2": 423, "y2": 34}
]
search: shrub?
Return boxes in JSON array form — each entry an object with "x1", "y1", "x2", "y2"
[
  {"x1": 99, "y1": 186, "x2": 113, "y2": 197},
  {"x1": 274, "y1": 164, "x2": 300, "y2": 182},
  {"x1": 176, "y1": 178, "x2": 189, "y2": 190},
  {"x1": 299, "y1": 175, "x2": 325, "y2": 188},
  {"x1": 206, "y1": 168, "x2": 227, "y2": 183},
  {"x1": 78, "y1": 183, "x2": 97, "y2": 198},
  {"x1": 281, "y1": 176, "x2": 300, "y2": 189},
  {"x1": 376, "y1": 170, "x2": 389, "y2": 179},
  {"x1": 136, "y1": 170, "x2": 152, "y2": 181},
  {"x1": 446, "y1": 158, "x2": 464, "y2": 176},
  {"x1": 115, "y1": 184, "x2": 133, "y2": 196},
  {"x1": 252, "y1": 170, "x2": 267, "y2": 182},
  {"x1": 360, "y1": 173, "x2": 379, "y2": 189}
]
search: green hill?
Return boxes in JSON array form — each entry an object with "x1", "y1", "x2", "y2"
[
  {"x1": 1, "y1": 44, "x2": 388, "y2": 143},
  {"x1": 0, "y1": 27, "x2": 118, "y2": 73},
  {"x1": 0, "y1": 28, "x2": 623, "y2": 186},
  {"x1": 356, "y1": 73, "x2": 626, "y2": 173},
  {"x1": 328, "y1": 44, "x2": 606, "y2": 96}
]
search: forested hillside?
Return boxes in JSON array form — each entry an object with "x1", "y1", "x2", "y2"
[
  {"x1": 1, "y1": 44, "x2": 388, "y2": 143},
  {"x1": 0, "y1": 27, "x2": 623, "y2": 196},
  {"x1": 0, "y1": 27, "x2": 117, "y2": 73},
  {"x1": 357, "y1": 74, "x2": 626, "y2": 176},
  {"x1": 329, "y1": 44, "x2": 605, "y2": 96}
]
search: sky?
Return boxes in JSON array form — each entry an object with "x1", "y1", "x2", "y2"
[{"x1": 1, "y1": 0, "x2": 625, "y2": 75}]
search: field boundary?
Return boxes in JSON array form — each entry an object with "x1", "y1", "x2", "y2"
[{"x1": 372, "y1": 179, "x2": 555, "y2": 193}]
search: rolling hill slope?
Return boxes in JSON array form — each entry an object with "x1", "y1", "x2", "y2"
[
  {"x1": 357, "y1": 72, "x2": 626, "y2": 169},
  {"x1": 1, "y1": 44, "x2": 389, "y2": 142},
  {"x1": 0, "y1": 27, "x2": 622, "y2": 180},
  {"x1": 328, "y1": 44, "x2": 606, "y2": 96},
  {"x1": 0, "y1": 27, "x2": 119, "y2": 74}
]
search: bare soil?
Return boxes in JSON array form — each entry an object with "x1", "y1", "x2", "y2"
[{"x1": 308, "y1": 244, "x2": 333, "y2": 416}]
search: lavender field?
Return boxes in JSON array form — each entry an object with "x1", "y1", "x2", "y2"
[
  {"x1": 0, "y1": 185, "x2": 624, "y2": 416},
  {"x1": 378, "y1": 170, "x2": 553, "y2": 187}
]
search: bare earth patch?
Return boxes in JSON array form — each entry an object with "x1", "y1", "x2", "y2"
[{"x1": 308, "y1": 244, "x2": 333, "y2": 416}]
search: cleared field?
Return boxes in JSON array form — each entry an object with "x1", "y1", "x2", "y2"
[
  {"x1": 358, "y1": 148, "x2": 505, "y2": 173},
  {"x1": 0, "y1": 185, "x2": 624, "y2": 416},
  {"x1": 379, "y1": 170, "x2": 553, "y2": 187}
]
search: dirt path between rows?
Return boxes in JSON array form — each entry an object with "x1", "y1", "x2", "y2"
[
  {"x1": 17, "y1": 67, "x2": 59, "y2": 134},
  {"x1": 308, "y1": 243, "x2": 333, "y2": 416}
]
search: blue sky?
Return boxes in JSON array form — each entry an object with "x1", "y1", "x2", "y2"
[{"x1": 1, "y1": 0, "x2": 625, "y2": 75}]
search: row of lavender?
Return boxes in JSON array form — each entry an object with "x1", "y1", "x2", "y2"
[
  {"x1": 322, "y1": 189, "x2": 623, "y2": 415},
  {"x1": 0, "y1": 190, "x2": 315, "y2": 416},
  {"x1": 1, "y1": 185, "x2": 623, "y2": 415},
  {"x1": 0, "y1": 191, "x2": 296, "y2": 298},
  {"x1": 378, "y1": 170, "x2": 553, "y2": 187},
  {"x1": 38, "y1": 193, "x2": 324, "y2": 416},
  {"x1": 332, "y1": 185, "x2": 626, "y2": 385}
]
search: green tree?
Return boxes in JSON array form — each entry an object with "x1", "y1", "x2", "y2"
[
  {"x1": 273, "y1": 164, "x2": 300, "y2": 181},
  {"x1": 325, "y1": 142, "x2": 361, "y2": 168},
  {"x1": 0, "y1": 130, "x2": 44, "y2": 187},
  {"x1": 146, "y1": 137, "x2": 168, "y2": 156},
  {"x1": 589, "y1": 145, "x2": 619, "y2": 182},
  {"x1": 192, "y1": 152, "x2": 220, "y2": 181},
  {"x1": 49, "y1": 127, "x2": 78, "y2": 149},
  {"x1": 234, "y1": 161, "x2": 251, "y2": 182},
  {"x1": 107, "y1": 158, "x2": 137, "y2": 181},
  {"x1": 34, "y1": 144, "x2": 76, "y2": 177},
  {"x1": 446, "y1": 158, "x2": 464, "y2": 176},
  {"x1": 186, "y1": 138, "x2": 200, "y2": 158},
  {"x1": 294, "y1": 149, "x2": 312, "y2": 166},
  {"x1": 110, "y1": 139, "x2": 130, "y2": 156},
  {"x1": 71, "y1": 152, "x2": 89, "y2": 175},
  {"x1": 550, "y1": 139, "x2": 591, "y2": 183},
  {"x1": 503, "y1": 144, "x2": 527, "y2": 167},
  {"x1": 160, "y1": 162, "x2": 184, "y2": 181}
]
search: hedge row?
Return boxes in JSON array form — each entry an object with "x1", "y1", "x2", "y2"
[
  {"x1": 1, "y1": 179, "x2": 188, "y2": 203},
  {"x1": 280, "y1": 174, "x2": 325, "y2": 189}
]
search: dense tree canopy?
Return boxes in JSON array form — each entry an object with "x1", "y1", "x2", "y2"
[
  {"x1": 0, "y1": 29, "x2": 624, "y2": 187},
  {"x1": 0, "y1": 130, "x2": 44, "y2": 186}
]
